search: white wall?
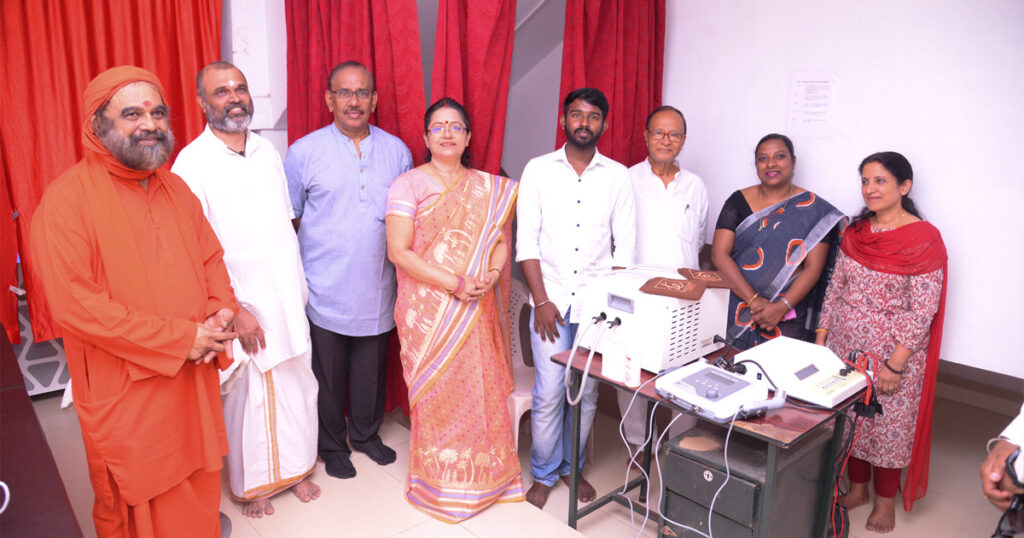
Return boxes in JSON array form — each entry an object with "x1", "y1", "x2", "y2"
[
  {"x1": 664, "y1": 1, "x2": 1024, "y2": 378},
  {"x1": 501, "y1": 43, "x2": 563, "y2": 180},
  {"x1": 222, "y1": 0, "x2": 289, "y2": 156}
]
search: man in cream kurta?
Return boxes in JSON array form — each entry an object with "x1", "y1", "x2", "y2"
[{"x1": 172, "y1": 62, "x2": 319, "y2": 518}]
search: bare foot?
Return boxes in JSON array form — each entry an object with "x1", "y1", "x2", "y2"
[
  {"x1": 560, "y1": 474, "x2": 597, "y2": 502},
  {"x1": 839, "y1": 481, "x2": 870, "y2": 509},
  {"x1": 526, "y1": 481, "x2": 552, "y2": 508},
  {"x1": 242, "y1": 498, "x2": 273, "y2": 518},
  {"x1": 291, "y1": 478, "x2": 321, "y2": 502},
  {"x1": 865, "y1": 495, "x2": 896, "y2": 533}
]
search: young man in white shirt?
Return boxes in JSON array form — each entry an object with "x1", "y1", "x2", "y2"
[
  {"x1": 516, "y1": 87, "x2": 636, "y2": 508},
  {"x1": 618, "y1": 105, "x2": 709, "y2": 455}
]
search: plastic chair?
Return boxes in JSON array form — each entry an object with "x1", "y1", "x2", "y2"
[{"x1": 507, "y1": 278, "x2": 535, "y2": 451}]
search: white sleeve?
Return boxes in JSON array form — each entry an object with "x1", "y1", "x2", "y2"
[
  {"x1": 515, "y1": 161, "x2": 542, "y2": 262},
  {"x1": 1001, "y1": 403, "x2": 1024, "y2": 446},
  {"x1": 610, "y1": 172, "x2": 636, "y2": 267},
  {"x1": 170, "y1": 153, "x2": 210, "y2": 218}
]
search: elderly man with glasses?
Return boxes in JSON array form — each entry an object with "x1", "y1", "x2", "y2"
[
  {"x1": 616, "y1": 105, "x2": 709, "y2": 457},
  {"x1": 284, "y1": 60, "x2": 412, "y2": 480}
]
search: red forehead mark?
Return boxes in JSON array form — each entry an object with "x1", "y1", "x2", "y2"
[{"x1": 143, "y1": 100, "x2": 152, "y2": 107}]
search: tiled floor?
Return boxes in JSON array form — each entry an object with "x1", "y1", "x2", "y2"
[{"x1": 32, "y1": 393, "x2": 1015, "y2": 537}]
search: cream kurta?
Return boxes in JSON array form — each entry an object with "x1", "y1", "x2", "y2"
[{"x1": 172, "y1": 125, "x2": 317, "y2": 500}]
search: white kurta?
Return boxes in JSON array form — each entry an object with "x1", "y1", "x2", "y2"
[
  {"x1": 172, "y1": 126, "x2": 317, "y2": 500},
  {"x1": 628, "y1": 159, "x2": 709, "y2": 269}
]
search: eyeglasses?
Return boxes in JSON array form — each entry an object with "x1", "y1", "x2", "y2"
[
  {"x1": 427, "y1": 122, "x2": 467, "y2": 136},
  {"x1": 649, "y1": 129, "x2": 684, "y2": 142},
  {"x1": 331, "y1": 88, "x2": 373, "y2": 101},
  {"x1": 993, "y1": 495, "x2": 1024, "y2": 537}
]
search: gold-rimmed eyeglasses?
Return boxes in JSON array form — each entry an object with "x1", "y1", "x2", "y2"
[
  {"x1": 428, "y1": 122, "x2": 467, "y2": 136},
  {"x1": 331, "y1": 88, "x2": 373, "y2": 101}
]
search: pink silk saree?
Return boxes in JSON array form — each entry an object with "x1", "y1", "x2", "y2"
[{"x1": 394, "y1": 169, "x2": 524, "y2": 522}]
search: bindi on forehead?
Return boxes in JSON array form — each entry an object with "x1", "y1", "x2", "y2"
[{"x1": 143, "y1": 100, "x2": 152, "y2": 107}]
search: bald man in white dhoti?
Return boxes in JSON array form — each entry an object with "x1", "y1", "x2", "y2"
[{"x1": 172, "y1": 61, "x2": 320, "y2": 518}]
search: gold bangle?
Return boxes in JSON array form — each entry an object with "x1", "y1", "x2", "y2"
[
  {"x1": 748, "y1": 293, "x2": 760, "y2": 304},
  {"x1": 815, "y1": 328, "x2": 829, "y2": 333},
  {"x1": 487, "y1": 267, "x2": 501, "y2": 277}
]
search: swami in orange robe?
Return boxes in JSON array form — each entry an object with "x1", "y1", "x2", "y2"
[{"x1": 30, "y1": 66, "x2": 238, "y2": 537}]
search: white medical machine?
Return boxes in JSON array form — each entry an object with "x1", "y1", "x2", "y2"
[
  {"x1": 654, "y1": 360, "x2": 777, "y2": 423},
  {"x1": 733, "y1": 336, "x2": 868, "y2": 408},
  {"x1": 574, "y1": 267, "x2": 728, "y2": 373}
]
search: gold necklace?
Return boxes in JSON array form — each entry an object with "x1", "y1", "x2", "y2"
[{"x1": 430, "y1": 161, "x2": 466, "y2": 189}]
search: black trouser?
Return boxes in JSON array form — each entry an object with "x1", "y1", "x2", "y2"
[{"x1": 309, "y1": 320, "x2": 389, "y2": 458}]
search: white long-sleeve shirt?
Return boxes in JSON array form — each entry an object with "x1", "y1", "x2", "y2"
[
  {"x1": 516, "y1": 145, "x2": 636, "y2": 318},
  {"x1": 629, "y1": 159, "x2": 709, "y2": 269}
]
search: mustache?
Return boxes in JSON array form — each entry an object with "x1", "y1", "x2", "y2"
[
  {"x1": 574, "y1": 127, "x2": 593, "y2": 137},
  {"x1": 344, "y1": 107, "x2": 364, "y2": 115},
  {"x1": 131, "y1": 129, "x2": 168, "y2": 142},
  {"x1": 224, "y1": 101, "x2": 252, "y2": 115}
]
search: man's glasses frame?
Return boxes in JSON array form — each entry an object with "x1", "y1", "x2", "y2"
[{"x1": 331, "y1": 88, "x2": 373, "y2": 101}]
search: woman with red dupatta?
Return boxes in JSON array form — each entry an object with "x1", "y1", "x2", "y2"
[
  {"x1": 816, "y1": 152, "x2": 948, "y2": 533},
  {"x1": 385, "y1": 98, "x2": 524, "y2": 523}
]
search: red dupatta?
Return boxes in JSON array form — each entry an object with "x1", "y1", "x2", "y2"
[{"x1": 841, "y1": 219, "x2": 948, "y2": 511}]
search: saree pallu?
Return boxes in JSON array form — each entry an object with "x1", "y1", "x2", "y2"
[
  {"x1": 728, "y1": 191, "x2": 844, "y2": 346},
  {"x1": 394, "y1": 170, "x2": 524, "y2": 523}
]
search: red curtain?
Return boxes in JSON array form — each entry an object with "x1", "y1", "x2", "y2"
[
  {"x1": 285, "y1": 0, "x2": 427, "y2": 165},
  {"x1": 431, "y1": 0, "x2": 516, "y2": 176},
  {"x1": 0, "y1": 150, "x2": 17, "y2": 344},
  {"x1": 0, "y1": 0, "x2": 222, "y2": 343},
  {"x1": 286, "y1": 0, "x2": 427, "y2": 415},
  {"x1": 556, "y1": 0, "x2": 665, "y2": 166},
  {"x1": 430, "y1": 0, "x2": 516, "y2": 370}
]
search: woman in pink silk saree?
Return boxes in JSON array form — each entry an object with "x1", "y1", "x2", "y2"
[{"x1": 385, "y1": 98, "x2": 524, "y2": 523}]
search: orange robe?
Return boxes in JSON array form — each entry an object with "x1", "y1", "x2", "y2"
[{"x1": 29, "y1": 66, "x2": 237, "y2": 538}]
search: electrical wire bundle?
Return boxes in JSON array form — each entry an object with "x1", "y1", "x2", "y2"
[{"x1": 827, "y1": 349, "x2": 881, "y2": 538}]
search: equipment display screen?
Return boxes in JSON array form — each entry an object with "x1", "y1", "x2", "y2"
[
  {"x1": 705, "y1": 371, "x2": 735, "y2": 385},
  {"x1": 795, "y1": 364, "x2": 819, "y2": 380}
]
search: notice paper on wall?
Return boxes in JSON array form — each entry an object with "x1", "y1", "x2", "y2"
[{"x1": 786, "y1": 72, "x2": 836, "y2": 138}]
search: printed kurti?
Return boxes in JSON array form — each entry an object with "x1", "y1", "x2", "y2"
[{"x1": 819, "y1": 249, "x2": 943, "y2": 467}]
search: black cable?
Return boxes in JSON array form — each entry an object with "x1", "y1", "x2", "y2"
[{"x1": 733, "y1": 359, "x2": 778, "y2": 391}]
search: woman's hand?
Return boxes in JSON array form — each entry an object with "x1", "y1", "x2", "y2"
[
  {"x1": 453, "y1": 275, "x2": 486, "y2": 302},
  {"x1": 814, "y1": 330, "x2": 828, "y2": 346},
  {"x1": 481, "y1": 268, "x2": 500, "y2": 291},
  {"x1": 875, "y1": 365, "x2": 902, "y2": 394},
  {"x1": 751, "y1": 300, "x2": 788, "y2": 330}
]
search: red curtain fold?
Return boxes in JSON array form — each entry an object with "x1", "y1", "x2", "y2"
[
  {"x1": 0, "y1": 0, "x2": 222, "y2": 342},
  {"x1": 431, "y1": 0, "x2": 516, "y2": 176},
  {"x1": 556, "y1": 0, "x2": 665, "y2": 166},
  {"x1": 0, "y1": 150, "x2": 17, "y2": 344},
  {"x1": 285, "y1": 0, "x2": 427, "y2": 165}
]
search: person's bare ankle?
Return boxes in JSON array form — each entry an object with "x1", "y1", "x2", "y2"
[
  {"x1": 839, "y1": 482, "x2": 870, "y2": 509},
  {"x1": 865, "y1": 495, "x2": 896, "y2": 533},
  {"x1": 526, "y1": 481, "x2": 552, "y2": 508}
]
